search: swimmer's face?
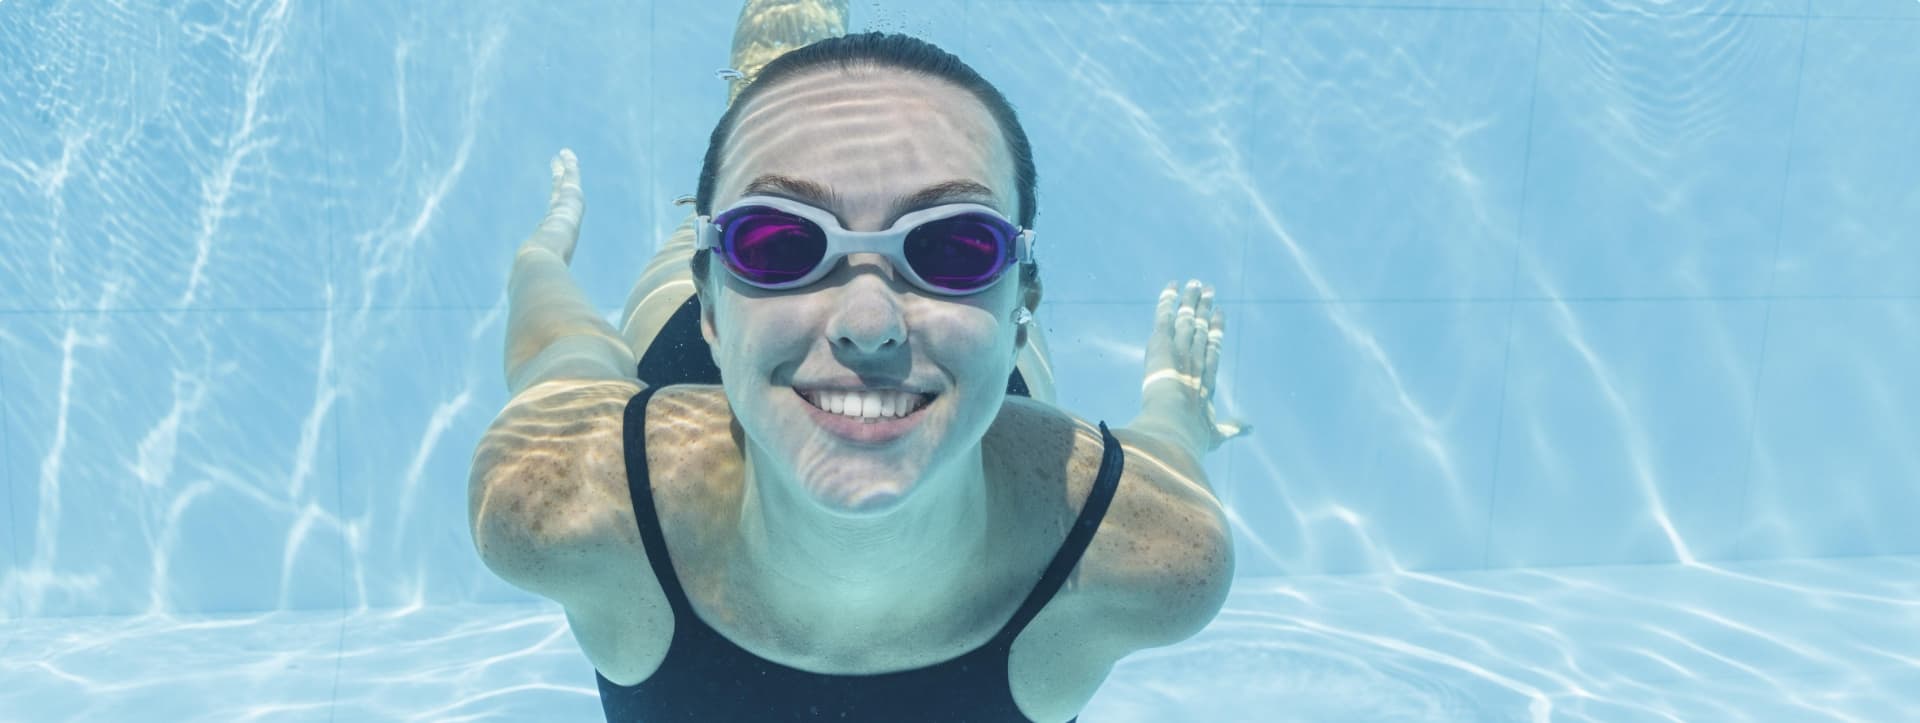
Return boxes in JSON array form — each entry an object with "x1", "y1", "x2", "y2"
[{"x1": 701, "y1": 67, "x2": 1025, "y2": 515}]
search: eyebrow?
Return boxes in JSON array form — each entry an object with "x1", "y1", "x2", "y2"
[{"x1": 740, "y1": 174, "x2": 1003, "y2": 222}]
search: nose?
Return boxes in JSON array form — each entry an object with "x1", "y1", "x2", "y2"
[{"x1": 826, "y1": 254, "x2": 908, "y2": 355}]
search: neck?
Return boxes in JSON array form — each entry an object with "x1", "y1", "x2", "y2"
[{"x1": 732, "y1": 442, "x2": 995, "y2": 620}]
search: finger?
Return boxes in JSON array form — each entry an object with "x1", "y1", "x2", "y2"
[
  {"x1": 1190, "y1": 285, "x2": 1214, "y2": 376},
  {"x1": 1189, "y1": 308, "x2": 1208, "y2": 378},
  {"x1": 1172, "y1": 284, "x2": 1196, "y2": 371},
  {"x1": 1148, "y1": 282, "x2": 1178, "y2": 367},
  {"x1": 1204, "y1": 307, "x2": 1223, "y2": 390}
]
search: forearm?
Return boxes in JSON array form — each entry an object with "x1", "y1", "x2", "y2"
[
  {"x1": 504, "y1": 247, "x2": 636, "y2": 394},
  {"x1": 1114, "y1": 412, "x2": 1217, "y2": 501}
]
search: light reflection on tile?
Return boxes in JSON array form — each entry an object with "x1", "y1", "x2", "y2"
[
  {"x1": 1772, "y1": 17, "x2": 1920, "y2": 297},
  {"x1": 1487, "y1": 299, "x2": 1767, "y2": 567},
  {"x1": 969, "y1": 1, "x2": 1262, "y2": 303},
  {"x1": 1226, "y1": 301, "x2": 1510, "y2": 576},
  {"x1": 1516, "y1": 10, "x2": 1803, "y2": 299},
  {"x1": 1247, "y1": 5, "x2": 1539, "y2": 301},
  {"x1": 1742, "y1": 300, "x2": 1920, "y2": 558},
  {"x1": 1, "y1": 311, "x2": 343, "y2": 617},
  {"x1": 6, "y1": 558, "x2": 1917, "y2": 720},
  {"x1": 334, "y1": 308, "x2": 527, "y2": 610}
]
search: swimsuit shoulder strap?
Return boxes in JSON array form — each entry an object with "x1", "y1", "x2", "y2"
[
  {"x1": 621, "y1": 385, "x2": 695, "y2": 616},
  {"x1": 994, "y1": 421, "x2": 1126, "y2": 645}
]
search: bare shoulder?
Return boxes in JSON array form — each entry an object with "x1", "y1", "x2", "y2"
[
  {"x1": 989, "y1": 397, "x2": 1235, "y2": 652},
  {"x1": 468, "y1": 378, "x2": 649, "y2": 604}
]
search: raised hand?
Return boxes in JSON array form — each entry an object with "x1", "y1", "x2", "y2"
[{"x1": 1138, "y1": 279, "x2": 1252, "y2": 456}]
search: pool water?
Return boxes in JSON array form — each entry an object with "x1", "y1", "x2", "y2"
[
  {"x1": 5, "y1": 558, "x2": 1916, "y2": 720},
  {"x1": 3, "y1": 0, "x2": 1918, "y2": 721}
]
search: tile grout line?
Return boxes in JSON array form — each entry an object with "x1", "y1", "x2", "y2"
[
  {"x1": 1214, "y1": 0, "x2": 1270, "y2": 553},
  {"x1": 1480, "y1": 0, "x2": 1547, "y2": 569},
  {"x1": 1732, "y1": 10, "x2": 1810, "y2": 561},
  {"x1": 10, "y1": 290, "x2": 1920, "y2": 317}
]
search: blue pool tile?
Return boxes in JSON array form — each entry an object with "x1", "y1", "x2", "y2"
[
  {"x1": 647, "y1": 0, "x2": 736, "y2": 243},
  {"x1": 1272, "y1": 0, "x2": 1541, "y2": 8},
  {"x1": 0, "y1": 329, "x2": 15, "y2": 621},
  {"x1": 0, "y1": 1, "x2": 330, "y2": 313},
  {"x1": 1004, "y1": 0, "x2": 1540, "y2": 7},
  {"x1": 325, "y1": 1, "x2": 653, "y2": 312},
  {"x1": 968, "y1": 2, "x2": 1263, "y2": 303},
  {"x1": 1548, "y1": 0, "x2": 1807, "y2": 16},
  {"x1": 1486, "y1": 299, "x2": 1768, "y2": 567},
  {"x1": 1, "y1": 311, "x2": 343, "y2": 616},
  {"x1": 1246, "y1": 6, "x2": 1540, "y2": 302},
  {"x1": 334, "y1": 308, "x2": 529, "y2": 609},
  {"x1": 1805, "y1": 0, "x2": 1918, "y2": 17},
  {"x1": 1223, "y1": 300, "x2": 1511, "y2": 576},
  {"x1": 859, "y1": 0, "x2": 971, "y2": 55},
  {"x1": 1516, "y1": 11, "x2": 1804, "y2": 299},
  {"x1": 1741, "y1": 300, "x2": 1920, "y2": 559},
  {"x1": 1772, "y1": 18, "x2": 1920, "y2": 298}
]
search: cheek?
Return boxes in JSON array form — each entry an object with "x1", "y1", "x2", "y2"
[
  {"x1": 712, "y1": 298, "x2": 790, "y2": 375},
  {"x1": 925, "y1": 309, "x2": 1013, "y2": 373}
]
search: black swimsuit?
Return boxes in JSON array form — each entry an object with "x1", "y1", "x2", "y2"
[{"x1": 596, "y1": 297, "x2": 1120, "y2": 722}]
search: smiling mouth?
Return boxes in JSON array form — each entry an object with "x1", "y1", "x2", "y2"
[{"x1": 794, "y1": 388, "x2": 935, "y2": 423}]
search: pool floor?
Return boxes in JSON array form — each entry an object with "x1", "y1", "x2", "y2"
[{"x1": 3, "y1": 556, "x2": 1914, "y2": 722}]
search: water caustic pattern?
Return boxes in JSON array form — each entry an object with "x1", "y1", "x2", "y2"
[
  {"x1": 1, "y1": 558, "x2": 1915, "y2": 720},
  {"x1": 3, "y1": 0, "x2": 1920, "y2": 719}
]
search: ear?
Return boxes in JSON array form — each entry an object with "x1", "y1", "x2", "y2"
[
  {"x1": 1014, "y1": 264, "x2": 1043, "y2": 350},
  {"x1": 692, "y1": 252, "x2": 720, "y2": 351},
  {"x1": 699, "y1": 291, "x2": 719, "y2": 349}
]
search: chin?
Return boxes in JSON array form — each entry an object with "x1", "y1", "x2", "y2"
[{"x1": 798, "y1": 460, "x2": 918, "y2": 514}]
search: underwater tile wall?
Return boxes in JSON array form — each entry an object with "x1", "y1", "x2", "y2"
[
  {"x1": 1741, "y1": 300, "x2": 1920, "y2": 559},
  {"x1": 1244, "y1": 6, "x2": 1539, "y2": 303},
  {"x1": 1774, "y1": 15, "x2": 1920, "y2": 298},
  {"x1": 1224, "y1": 301, "x2": 1512, "y2": 576},
  {"x1": 1515, "y1": 9, "x2": 1803, "y2": 301},
  {"x1": 321, "y1": 0, "x2": 655, "y2": 313},
  {"x1": 2, "y1": 0, "x2": 1918, "y2": 615},
  {"x1": 970, "y1": 0, "x2": 1265, "y2": 304},
  {"x1": 0, "y1": 311, "x2": 345, "y2": 616},
  {"x1": 0, "y1": 1, "x2": 333, "y2": 316},
  {"x1": 1484, "y1": 299, "x2": 1769, "y2": 568},
  {"x1": 333, "y1": 308, "x2": 527, "y2": 609}
]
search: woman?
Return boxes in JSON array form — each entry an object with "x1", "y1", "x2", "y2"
[{"x1": 471, "y1": 3, "x2": 1247, "y2": 721}]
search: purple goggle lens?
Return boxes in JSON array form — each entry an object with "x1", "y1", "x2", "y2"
[{"x1": 713, "y1": 206, "x2": 1016, "y2": 294}]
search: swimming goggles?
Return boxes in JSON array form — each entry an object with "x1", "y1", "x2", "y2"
[{"x1": 695, "y1": 195, "x2": 1036, "y2": 296}]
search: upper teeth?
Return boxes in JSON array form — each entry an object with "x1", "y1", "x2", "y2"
[{"x1": 803, "y1": 389, "x2": 928, "y2": 419}]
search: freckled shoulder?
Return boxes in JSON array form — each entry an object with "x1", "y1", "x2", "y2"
[
  {"x1": 633, "y1": 385, "x2": 748, "y2": 519},
  {"x1": 469, "y1": 379, "x2": 649, "y2": 606},
  {"x1": 987, "y1": 397, "x2": 1235, "y2": 654}
]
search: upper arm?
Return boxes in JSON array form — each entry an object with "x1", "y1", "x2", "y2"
[
  {"x1": 468, "y1": 378, "x2": 648, "y2": 607},
  {"x1": 1082, "y1": 427, "x2": 1236, "y2": 653}
]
